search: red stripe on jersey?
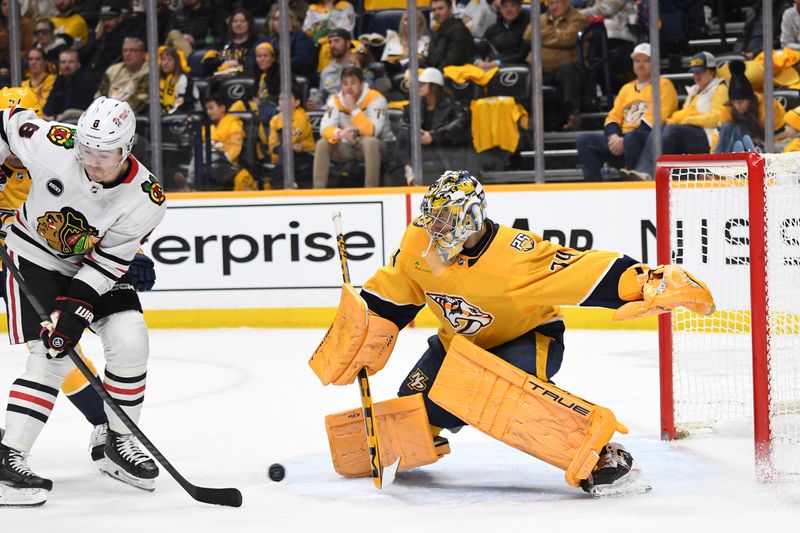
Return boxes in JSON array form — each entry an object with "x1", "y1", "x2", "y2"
[
  {"x1": 104, "y1": 383, "x2": 146, "y2": 395},
  {"x1": 122, "y1": 156, "x2": 140, "y2": 184},
  {"x1": 10, "y1": 390, "x2": 55, "y2": 410}
]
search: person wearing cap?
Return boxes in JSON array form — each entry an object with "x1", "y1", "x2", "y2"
[
  {"x1": 400, "y1": 67, "x2": 470, "y2": 180},
  {"x1": 427, "y1": 0, "x2": 477, "y2": 71},
  {"x1": 80, "y1": 0, "x2": 131, "y2": 83},
  {"x1": 632, "y1": 51, "x2": 728, "y2": 179},
  {"x1": 309, "y1": 27, "x2": 356, "y2": 110},
  {"x1": 715, "y1": 59, "x2": 786, "y2": 154},
  {"x1": 575, "y1": 42, "x2": 677, "y2": 181},
  {"x1": 477, "y1": 0, "x2": 528, "y2": 70},
  {"x1": 314, "y1": 65, "x2": 395, "y2": 189}
]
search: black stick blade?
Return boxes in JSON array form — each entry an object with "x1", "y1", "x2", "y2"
[{"x1": 192, "y1": 487, "x2": 243, "y2": 508}]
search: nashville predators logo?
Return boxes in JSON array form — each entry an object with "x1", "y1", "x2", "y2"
[
  {"x1": 407, "y1": 368, "x2": 429, "y2": 392},
  {"x1": 37, "y1": 207, "x2": 100, "y2": 254},
  {"x1": 46, "y1": 125, "x2": 76, "y2": 149},
  {"x1": 141, "y1": 175, "x2": 165, "y2": 205},
  {"x1": 426, "y1": 292, "x2": 493, "y2": 335},
  {"x1": 510, "y1": 232, "x2": 535, "y2": 252},
  {"x1": 623, "y1": 101, "x2": 648, "y2": 127}
]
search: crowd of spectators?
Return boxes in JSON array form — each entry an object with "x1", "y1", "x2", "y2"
[{"x1": 1, "y1": 0, "x2": 798, "y2": 191}]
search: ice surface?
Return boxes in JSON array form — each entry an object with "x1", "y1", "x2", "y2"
[{"x1": 1, "y1": 328, "x2": 799, "y2": 531}]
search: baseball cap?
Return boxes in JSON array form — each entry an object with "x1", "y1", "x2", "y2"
[
  {"x1": 630, "y1": 43, "x2": 651, "y2": 58},
  {"x1": 328, "y1": 28, "x2": 352, "y2": 42},
  {"x1": 98, "y1": 0, "x2": 123, "y2": 16},
  {"x1": 419, "y1": 68, "x2": 444, "y2": 87},
  {"x1": 689, "y1": 52, "x2": 717, "y2": 73}
]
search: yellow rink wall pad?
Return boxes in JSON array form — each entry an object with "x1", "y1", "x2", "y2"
[{"x1": 0, "y1": 308, "x2": 657, "y2": 332}]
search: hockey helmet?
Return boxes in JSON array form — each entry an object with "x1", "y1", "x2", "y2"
[
  {"x1": 77, "y1": 97, "x2": 136, "y2": 160},
  {"x1": 420, "y1": 170, "x2": 486, "y2": 262},
  {"x1": 0, "y1": 86, "x2": 42, "y2": 117}
]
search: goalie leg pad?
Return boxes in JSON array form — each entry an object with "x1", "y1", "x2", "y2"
[
  {"x1": 428, "y1": 335, "x2": 627, "y2": 487},
  {"x1": 325, "y1": 394, "x2": 450, "y2": 478},
  {"x1": 309, "y1": 284, "x2": 399, "y2": 385}
]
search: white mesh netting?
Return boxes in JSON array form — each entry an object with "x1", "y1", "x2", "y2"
[{"x1": 667, "y1": 153, "x2": 800, "y2": 476}]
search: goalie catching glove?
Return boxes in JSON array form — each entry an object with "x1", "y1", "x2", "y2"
[
  {"x1": 614, "y1": 264, "x2": 715, "y2": 321},
  {"x1": 309, "y1": 284, "x2": 398, "y2": 385}
]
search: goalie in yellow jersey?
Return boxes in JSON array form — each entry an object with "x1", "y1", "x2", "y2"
[
  {"x1": 0, "y1": 87, "x2": 157, "y2": 478},
  {"x1": 311, "y1": 170, "x2": 715, "y2": 497}
]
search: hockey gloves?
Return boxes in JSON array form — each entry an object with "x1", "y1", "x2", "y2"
[
  {"x1": 40, "y1": 296, "x2": 94, "y2": 359},
  {"x1": 129, "y1": 251, "x2": 156, "y2": 292}
]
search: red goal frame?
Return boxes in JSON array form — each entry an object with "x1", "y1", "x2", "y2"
[{"x1": 655, "y1": 152, "x2": 772, "y2": 470}]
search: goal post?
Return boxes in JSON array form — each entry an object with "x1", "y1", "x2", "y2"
[{"x1": 655, "y1": 151, "x2": 800, "y2": 479}]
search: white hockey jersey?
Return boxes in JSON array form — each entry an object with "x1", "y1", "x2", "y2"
[{"x1": 0, "y1": 107, "x2": 167, "y2": 297}]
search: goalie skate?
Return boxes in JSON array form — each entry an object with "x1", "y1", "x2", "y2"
[
  {"x1": 580, "y1": 443, "x2": 652, "y2": 498},
  {"x1": 98, "y1": 430, "x2": 159, "y2": 492}
]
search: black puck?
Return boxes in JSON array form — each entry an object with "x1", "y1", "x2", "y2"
[{"x1": 268, "y1": 463, "x2": 285, "y2": 482}]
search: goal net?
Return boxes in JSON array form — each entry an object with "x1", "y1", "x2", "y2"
[{"x1": 656, "y1": 152, "x2": 800, "y2": 479}]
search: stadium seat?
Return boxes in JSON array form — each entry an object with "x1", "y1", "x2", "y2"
[
  {"x1": 188, "y1": 49, "x2": 208, "y2": 79},
  {"x1": 295, "y1": 75, "x2": 310, "y2": 104},
  {"x1": 775, "y1": 90, "x2": 800, "y2": 112},
  {"x1": 194, "y1": 79, "x2": 211, "y2": 105},
  {"x1": 445, "y1": 77, "x2": 483, "y2": 105},
  {"x1": 487, "y1": 66, "x2": 531, "y2": 101},
  {"x1": 307, "y1": 110, "x2": 325, "y2": 139},
  {"x1": 219, "y1": 77, "x2": 257, "y2": 106},
  {"x1": 367, "y1": 9, "x2": 404, "y2": 35}
]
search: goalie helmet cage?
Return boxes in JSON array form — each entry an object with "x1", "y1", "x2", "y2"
[{"x1": 656, "y1": 152, "x2": 800, "y2": 481}]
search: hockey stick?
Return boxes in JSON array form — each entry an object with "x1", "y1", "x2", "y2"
[
  {"x1": 332, "y1": 212, "x2": 398, "y2": 489},
  {"x1": 0, "y1": 243, "x2": 242, "y2": 508}
]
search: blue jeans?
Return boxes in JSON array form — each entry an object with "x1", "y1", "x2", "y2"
[
  {"x1": 576, "y1": 128, "x2": 649, "y2": 181},
  {"x1": 635, "y1": 124, "x2": 710, "y2": 175},
  {"x1": 715, "y1": 122, "x2": 752, "y2": 154}
]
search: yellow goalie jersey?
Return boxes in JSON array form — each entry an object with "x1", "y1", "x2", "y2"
[{"x1": 361, "y1": 218, "x2": 639, "y2": 350}]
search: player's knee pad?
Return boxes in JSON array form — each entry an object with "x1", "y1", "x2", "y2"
[
  {"x1": 92, "y1": 310, "x2": 149, "y2": 373},
  {"x1": 429, "y1": 335, "x2": 628, "y2": 488},
  {"x1": 325, "y1": 394, "x2": 451, "y2": 478},
  {"x1": 23, "y1": 340, "x2": 73, "y2": 388}
]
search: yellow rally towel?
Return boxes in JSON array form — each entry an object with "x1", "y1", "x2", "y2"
[
  {"x1": 443, "y1": 65, "x2": 499, "y2": 86},
  {"x1": 469, "y1": 97, "x2": 529, "y2": 153}
]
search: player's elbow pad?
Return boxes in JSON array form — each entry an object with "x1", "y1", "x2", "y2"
[{"x1": 309, "y1": 284, "x2": 399, "y2": 385}]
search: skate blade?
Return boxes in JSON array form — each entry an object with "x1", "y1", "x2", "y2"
[
  {"x1": 590, "y1": 468, "x2": 652, "y2": 498},
  {"x1": 98, "y1": 458, "x2": 156, "y2": 492},
  {"x1": 0, "y1": 483, "x2": 48, "y2": 507},
  {"x1": 381, "y1": 458, "x2": 401, "y2": 488}
]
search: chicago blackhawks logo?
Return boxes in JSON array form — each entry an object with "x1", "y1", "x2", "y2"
[
  {"x1": 37, "y1": 207, "x2": 100, "y2": 254},
  {"x1": 47, "y1": 125, "x2": 76, "y2": 149},
  {"x1": 426, "y1": 292, "x2": 493, "y2": 335},
  {"x1": 141, "y1": 175, "x2": 165, "y2": 205}
]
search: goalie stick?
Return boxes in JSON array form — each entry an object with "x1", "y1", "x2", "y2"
[
  {"x1": 332, "y1": 212, "x2": 398, "y2": 489},
  {"x1": 0, "y1": 241, "x2": 243, "y2": 508}
]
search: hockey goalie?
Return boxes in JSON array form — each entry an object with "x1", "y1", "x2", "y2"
[{"x1": 310, "y1": 170, "x2": 714, "y2": 497}]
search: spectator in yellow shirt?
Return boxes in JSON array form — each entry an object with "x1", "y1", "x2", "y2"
[
  {"x1": 265, "y1": 83, "x2": 315, "y2": 189},
  {"x1": 22, "y1": 47, "x2": 57, "y2": 106},
  {"x1": 633, "y1": 51, "x2": 728, "y2": 179},
  {"x1": 51, "y1": 0, "x2": 88, "y2": 48}
]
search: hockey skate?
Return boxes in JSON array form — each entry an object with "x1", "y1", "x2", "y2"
[
  {"x1": 98, "y1": 430, "x2": 159, "y2": 491},
  {"x1": 0, "y1": 443, "x2": 52, "y2": 507},
  {"x1": 90, "y1": 423, "x2": 108, "y2": 462},
  {"x1": 580, "y1": 442, "x2": 652, "y2": 498}
]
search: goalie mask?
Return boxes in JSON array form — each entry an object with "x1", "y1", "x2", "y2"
[
  {"x1": 420, "y1": 170, "x2": 486, "y2": 271},
  {"x1": 0, "y1": 86, "x2": 42, "y2": 117}
]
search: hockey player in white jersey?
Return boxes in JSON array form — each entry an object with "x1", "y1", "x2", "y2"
[{"x1": 0, "y1": 96, "x2": 167, "y2": 506}]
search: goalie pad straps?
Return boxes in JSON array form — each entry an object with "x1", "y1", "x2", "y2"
[
  {"x1": 613, "y1": 264, "x2": 716, "y2": 321},
  {"x1": 309, "y1": 284, "x2": 399, "y2": 385},
  {"x1": 325, "y1": 394, "x2": 451, "y2": 478},
  {"x1": 428, "y1": 335, "x2": 627, "y2": 487}
]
